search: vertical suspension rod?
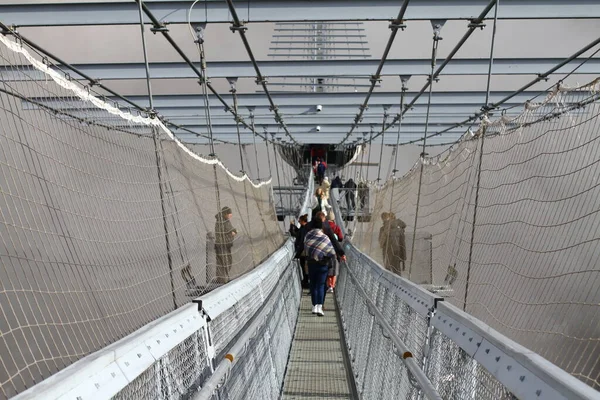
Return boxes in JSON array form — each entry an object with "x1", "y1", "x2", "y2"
[
  {"x1": 271, "y1": 135, "x2": 286, "y2": 228},
  {"x1": 339, "y1": 0, "x2": 410, "y2": 145},
  {"x1": 409, "y1": 23, "x2": 442, "y2": 280},
  {"x1": 196, "y1": 37, "x2": 217, "y2": 156},
  {"x1": 229, "y1": 79, "x2": 245, "y2": 173},
  {"x1": 225, "y1": 0, "x2": 299, "y2": 146},
  {"x1": 389, "y1": 77, "x2": 409, "y2": 210},
  {"x1": 376, "y1": 109, "x2": 389, "y2": 183},
  {"x1": 249, "y1": 108, "x2": 261, "y2": 180},
  {"x1": 464, "y1": 0, "x2": 500, "y2": 311},
  {"x1": 137, "y1": 0, "x2": 177, "y2": 310}
]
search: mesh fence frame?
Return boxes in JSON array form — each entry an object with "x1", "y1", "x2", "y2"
[
  {"x1": 346, "y1": 80, "x2": 600, "y2": 388},
  {"x1": 0, "y1": 34, "x2": 285, "y2": 398},
  {"x1": 426, "y1": 328, "x2": 516, "y2": 400},
  {"x1": 337, "y1": 250, "x2": 427, "y2": 399},
  {"x1": 207, "y1": 245, "x2": 294, "y2": 359},
  {"x1": 113, "y1": 330, "x2": 211, "y2": 400},
  {"x1": 209, "y1": 263, "x2": 301, "y2": 400}
]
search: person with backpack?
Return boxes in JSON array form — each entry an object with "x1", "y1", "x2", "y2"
[
  {"x1": 326, "y1": 211, "x2": 343, "y2": 293},
  {"x1": 294, "y1": 214, "x2": 310, "y2": 288},
  {"x1": 304, "y1": 218, "x2": 336, "y2": 316}
]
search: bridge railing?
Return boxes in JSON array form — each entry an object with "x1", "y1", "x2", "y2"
[{"x1": 331, "y1": 188, "x2": 599, "y2": 400}]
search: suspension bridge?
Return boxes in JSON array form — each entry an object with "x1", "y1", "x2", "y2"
[{"x1": 0, "y1": 1, "x2": 599, "y2": 399}]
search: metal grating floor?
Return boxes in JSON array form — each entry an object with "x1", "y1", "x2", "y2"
[{"x1": 282, "y1": 291, "x2": 354, "y2": 399}]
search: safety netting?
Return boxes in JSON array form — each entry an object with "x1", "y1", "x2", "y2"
[
  {"x1": 350, "y1": 78, "x2": 600, "y2": 389},
  {"x1": 0, "y1": 34, "x2": 284, "y2": 398}
]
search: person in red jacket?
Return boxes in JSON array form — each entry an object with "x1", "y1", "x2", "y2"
[{"x1": 326, "y1": 211, "x2": 343, "y2": 293}]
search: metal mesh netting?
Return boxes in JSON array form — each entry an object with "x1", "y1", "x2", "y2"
[
  {"x1": 426, "y1": 328, "x2": 515, "y2": 400},
  {"x1": 209, "y1": 261, "x2": 301, "y2": 400},
  {"x1": 208, "y1": 245, "x2": 294, "y2": 359},
  {"x1": 350, "y1": 79, "x2": 600, "y2": 388},
  {"x1": 113, "y1": 330, "x2": 211, "y2": 400},
  {"x1": 0, "y1": 34, "x2": 284, "y2": 398},
  {"x1": 336, "y1": 251, "x2": 423, "y2": 399}
]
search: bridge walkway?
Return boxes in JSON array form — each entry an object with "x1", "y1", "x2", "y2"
[{"x1": 282, "y1": 290, "x2": 356, "y2": 399}]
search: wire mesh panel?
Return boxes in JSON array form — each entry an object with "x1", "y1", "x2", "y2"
[
  {"x1": 426, "y1": 328, "x2": 515, "y2": 400},
  {"x1": 207, "y1": 264, "x2": 301, "y2": 400},
  {"x1": 337, "y1": 250, "x2": 430, "y2": 399},
  {"x1": 347, "y1": 79, "x2": 600, "y2": 389},
  {"x1": 0, "y1": 34, "x2": 284, "y2": 398},
  {"x1": 113, "y1": 330, "x2": 211, "y2": 400}
]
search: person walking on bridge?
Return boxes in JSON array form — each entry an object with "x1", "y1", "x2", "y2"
[
  {"x1": 215, "y1": 206, "x2": 237, "y2": 283},
  {"x1": 326, "y1": 211, "x2": 343, "y2": 293},
  {"x1": 294, "y1": 214, "x2": 310, "y2": 288},
  {"x1": 304, "y1": 218, "x2": 336, "y2": 316}
]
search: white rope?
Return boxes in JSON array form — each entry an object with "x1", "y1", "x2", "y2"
[{"x1": 0, "y1": 34, "x2": 271, "y2": 189}]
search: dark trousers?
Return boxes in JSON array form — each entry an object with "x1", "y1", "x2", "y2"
[
  {"x1": 308, "y1": 262, "x2": 329, "y2": 306},
  {"x1": 215, "y1": 246, "x2": 232, "y2": 283},
  {"x1": 299, "y1": 256, "x2": 309, "y2": 288},
  {"x1": 345, "y1": 192, "x2": 355, "y2": 209}
]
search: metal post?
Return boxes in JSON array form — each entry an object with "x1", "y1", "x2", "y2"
[
  {"x1": 409, "y1": 20, "x2": 445, "y2": 281},
  {"x1": 137, "y1": 0, "x2": 177, "y2": 310},
  {"x1": 376, "y1": 105, "x2": 390, "y2": 184},
  {"x1": 248, "y1": 107, "x2": 261, "y2": 180},
  {"x1": 264, "y1": 127, "x2": 273, "y2": 178},
  {"x1": 194, "y1": 24, "x2": 217, "y2": 157},
  {"x1": 464, "y1": 1, "x2": 500, "y2": 311},
  {"x1": 272, "y1": 133, "x2": 286, "y2": 228},
  {"x1": 227, "y1": 77, "x2": 245, "y2": 174}
]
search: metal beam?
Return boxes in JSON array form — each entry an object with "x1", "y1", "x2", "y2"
[
  {"x1": 98, "y1": 113, "x2": 530, "y2": 127},
  {"x1": 72, "y1": 116, "x2": 487, "y2": 127},
  {"x1": 162, "y1": 124, "x2": 467, "y2": 135},
  {"x1": 24, "y1": 91, "x2": 575, "y2": 109},
  {"x1": 3, "y1": 58, "x2": 598, "y2": 81},
  {"x1": 2, "y1": 0, "x2": 599, "y2": 26},
  {"x1": 27, "y1": 104, "x2": 535, "y2": 117},
  {"x1": 179, "y1": 132, "x2": 469, "y2": 145}
]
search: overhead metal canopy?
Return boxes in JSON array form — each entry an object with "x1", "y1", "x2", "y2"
[
  {"x1": 2, "y1": 0, "x2": 599, "y2": 26},
  {"x1": 3, "y1": 58, "x2": 598, "y2": 80},
  {"x1": 2, "y1": 0, "x2": 599, "y2": 150}
]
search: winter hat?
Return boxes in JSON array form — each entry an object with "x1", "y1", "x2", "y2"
[{"x1": 221, "y1": 206, "x2": 233, "y2": 215}]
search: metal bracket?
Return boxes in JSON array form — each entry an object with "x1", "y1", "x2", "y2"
[
  {"x1": 230, "y1": 23, "x2": 248, "y2": 33},
  {"x1": 256, "y1": 76, "x2": 268, "y2": 85},
  {"x1": 430, "y1": 19, "x2": 446, "y2": 40},
  {"x1": 389, "y1": 19, "x2": 407, "y2": 31},
  {"x1": 400, "y1": 75, "x2": 411, "y2": 91},
  {"x1": 537, "y1": 73, "x2": 550, "y2": 82},
  {"x1": 468, "y1": 20, "x2": 486, "y2": 30},
  {"x1": 150, "y1": 23, "x2": 169, "y2": 34},
  {"x1": 369, "y1": 74, "x2": 382, "y2": 84}
]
